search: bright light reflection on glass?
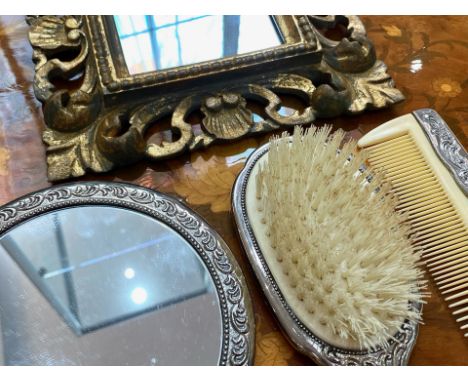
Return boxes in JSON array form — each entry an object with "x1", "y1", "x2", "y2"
[
  {"x1": 124, "y1": 267, "x2": 135, "y2": 279},
  {"x1": 114, "y1": 15, "x2": 282, "y2": 74},
  {"x1": 131, "y1": 287, "x2": 148, "y2": 304}
]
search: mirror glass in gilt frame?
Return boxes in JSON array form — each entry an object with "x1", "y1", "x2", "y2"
[{"x1": 27, "y1": 15, "x2": 404, "y2": 181}]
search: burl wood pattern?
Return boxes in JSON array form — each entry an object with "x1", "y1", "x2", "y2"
[{"x1": 0, "y1": 15, "x2": 467, "y2": 365}]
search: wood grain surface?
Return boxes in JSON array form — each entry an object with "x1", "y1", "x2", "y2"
[{"x1": 0, "y1": 15, "x2": 467, "y2": 365}]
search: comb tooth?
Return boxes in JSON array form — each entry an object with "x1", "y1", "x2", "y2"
[
  {"x1": 393, "y1": 182, "x2": 443, "y2": 203},
  {"x1": 391, "y1": 175, "x2": 435, "y2": 192},
  {"x1": 447, "y1": 290, "x2": 468, "y2": 302},
  {"x1": 426, "y1": 250, "x2": 468, "y2": 268},
  {"x1": 391, "y1": 173, "x2": 437, "y2": 191},
  {"x1": 424, "y1": 241, "x2": 466, "y2": 264},
  {"x1": 366, "y1": 136, "x2": 413, "y2": 155},
  {"x1": 396, "y1": 188, "x2": 443, "y2": 207},
  {"x1": 392, "y1": 175, "x2": 437, "y2": 192},
  {"x1": 417, "y1": 226, "x2": 464, "y2": 249},
  {"x1": 392, "y1": 174, "x2": 437, "y2": 192},
  {"x1": 439, "y1": 275, "x2": 468, "y2": 290},
  {"x1": 453, "y1": 305, "x2": 468, "y2": 315},
  {"x1": 396, "y1": 184, "x2": 442, "y2": 203},
  {"x1": 369, "y1": 153, "x2": 425, "y2": 171},
  {"x1": 369, "y1": 139, "x2": 417, "y2": 154},
  {"x1": 437, "y1": 271, "x2": 468, "y2": 287},
  {"x1": 397, "y1": 192, "x2": 447, "y2": 210},
  {"x1": 375, "y1": 165, "x2": 429, "y2": 183},
  {"x1": 421, "y1": 231, "x2": 467, "y2": 251},
  {"x1": 423, "y1": 234, "x2": 468, "y2": 252},
  {"x1": 369, "y1": 145, "x2": 420, "y2": 163},
  {"x1": 367, "y1": 134, "x2": 412, "y2": 151},
  {"x1": 398, "y1": 193, "x2": 446, "y2": 211},
  {"x1": 384, "y1": 160, "x2": 430, "y2": 178},
  {"x1": 462, "y1": 325, "x2": 468, "y2": 338},
  {"x1": 364, "y1": 129, "x2": 468, "y2": 339},
  {"x1": 434, "y1": 266, "x2": 468, "y2": 282},
  {"x1": 415, "y1": 232, "x2": 466, "y2": 255},
  {"x1": 449, "y1": 297, "x2": 468, "y2": 308},
  {"x1": 411, "y1": 210, "x2": 457, "y2": 228},
  {"x1": 378, "y1": 152, "x2": 427, "y2": 168},
  {"x1": 441, "y1": 282, "x2": 468, "y2": 295},
  {"x1": 393, "y1": 176, "x2": 436, "y2": 194},
  {"x1": 428, "y1": 256, "x2": 467, "y2": 272},
  {"x1": 427, "y1": 251, "x2": 468, "y2": 269},
  {"x1": 409, "y1": 202, "x2": 452, "y2": 219},
  {"x1": 384, "y1": 165, "x2": 432, "y2": 183},
  {"x1": 386, "y1": 165, "x2": 432, "y2": 183},
  {"x1": 432, "y1": 254, "x2": 468, "y2": 276},
  {"x1": 369, "y1": 152, "x2": 419, "y2": 168},
  {"x1": 415, "y1": 218, "x2": 462, "y2": 240},
  {"x1": 424, "y1": 246, "x2": 467, "y2": 267},
  {"x1": 408, "y1": 200, "x2": 452, "y2": 220},
  {"x1": 423, "y1": 244, "x2": 466, "y2": 262},
  {"x1": 367, "y1": 133, "x2": 412, "y2": 148}
]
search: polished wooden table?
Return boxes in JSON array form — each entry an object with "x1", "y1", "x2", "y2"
[{"x1": 0, "y1": 16, "x2": 467, "y2": 365}]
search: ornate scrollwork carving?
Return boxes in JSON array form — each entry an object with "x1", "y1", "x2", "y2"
[
  {"x1": 319, "y1": 314, "x2": 419, "y2": 365},
  {"x1": 28, "y1": 16, "x2": 106, "y2": 180},
  {"x1": 29, "y1": 15, "x2": 404, "y2": 180},
  {"x1": 307, "y1": 16, "x2": 404, "y2": 113},
  {"x1": 201, "y1": 93, "x2": 253, "y2": 139}
]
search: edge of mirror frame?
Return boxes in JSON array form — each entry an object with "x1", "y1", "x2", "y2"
[
  {"x1": 0, "y1": 181, "x2": 255, "y2": 366},
  {"x1": 27, "y1": 15, "x2": 405, "y2": 181}
]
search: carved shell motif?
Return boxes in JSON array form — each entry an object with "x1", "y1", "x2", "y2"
[
  {"x1": 201, "y1": 93, "x2": 253, "y2": 139},
  {"x1": 28, "y1": 16, "x2": 82, "y2": 51}
]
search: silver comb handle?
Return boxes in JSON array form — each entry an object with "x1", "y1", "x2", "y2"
[{"x1": 413, "y1": 108, "x2": 468, "y2": 197}]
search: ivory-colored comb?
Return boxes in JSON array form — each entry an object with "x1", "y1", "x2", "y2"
[{"x1": 358, "y1": 108, "x2": 468, "y2": 338}]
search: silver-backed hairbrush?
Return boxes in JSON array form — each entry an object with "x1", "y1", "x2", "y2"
[
  {"x1": 233, "y1": 121, "x2": 428, "y2": 365},
  {"x1": 358, "y1": 108, "x2": 468, "y2": 338}
]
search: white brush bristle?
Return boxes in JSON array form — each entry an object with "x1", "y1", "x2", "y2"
[{"x1": 255, "y1": 126, "x2": 426, "y2": 350}]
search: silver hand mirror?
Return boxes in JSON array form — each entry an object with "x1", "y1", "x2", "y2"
[{"x1": 0, "y1": 182, "x2": 253, "y2": 365}]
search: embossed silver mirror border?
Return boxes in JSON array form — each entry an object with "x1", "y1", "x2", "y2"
[
  {"x1": 232, "y1": 142, "x2": 421, "y2": 366},
  {"x1": 0, "y1": 182, "x2": 254, "y2": 366}
]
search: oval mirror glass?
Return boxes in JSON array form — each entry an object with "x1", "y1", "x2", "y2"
[{"x1": 0, "y1": 206, "x2": 222, "y2": 365}]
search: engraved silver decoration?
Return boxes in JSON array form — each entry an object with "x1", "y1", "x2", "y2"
[
  {"x1": 413, "y1": 108, "x2": 468, "y2": 196},
  {"x1": 232, "y1": 142, "x2": 421, "y2": 366},
  {"x1": 0, "y1": 182, "x2": 254, "y2": 366}
]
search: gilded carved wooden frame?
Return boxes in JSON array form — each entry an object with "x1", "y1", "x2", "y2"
[{"x1": 27, "y1": 15, "x2": 404, "y2": 181}]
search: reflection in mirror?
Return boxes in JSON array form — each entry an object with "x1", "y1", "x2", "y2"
[
  {"x1": 114, "y1": 15, "x2": 282, "y2": 74},
  {"x1": 0, "y1": 206, "x2": 222, "y2": 365}
]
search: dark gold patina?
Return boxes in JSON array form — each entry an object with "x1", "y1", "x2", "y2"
[{"x1": 27, "y1": 15, "x2": 404, "y2": 180}]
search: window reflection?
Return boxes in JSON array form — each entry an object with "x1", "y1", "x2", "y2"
[
  {"x1": 114, "y1": 15, "x2": 282, "y2": 74},
  {"x1": 0, "y1": 207, "x2": 214, "y2": 336}
]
